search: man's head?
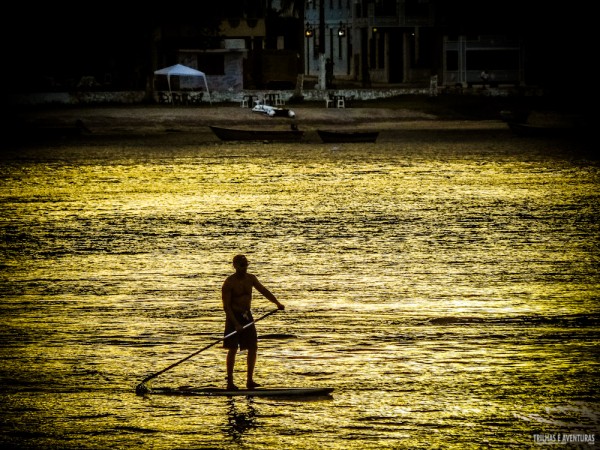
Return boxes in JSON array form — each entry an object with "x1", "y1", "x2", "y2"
[{"x1": 233, "y1": 254, "x2": 249, "y2": 270}]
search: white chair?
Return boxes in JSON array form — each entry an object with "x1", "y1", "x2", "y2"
[
  {"x1": 274, "y1": 94, "x2": 284, "y2": 106},
  {"x1": 188, "y1": 91, "x2": 203, "y2": 105},
  {"x1": 345, "y1": 95, "x2": 355, "y2": 107},
  {"x1": 240, "y1": 96, "x2": 249, "y2": 108},
  {"x1": 171, "y1": 92, "x2": 183, "y2": 105},
  {"x1": 324, "y1": 93, "x2": 334, "y2": 108},
  {"x1": 158, "y1": 91, "x2": 172, "y2": 104},
  {"x1": 336, "y1": 96, "x2": 345, "y2": 108}
]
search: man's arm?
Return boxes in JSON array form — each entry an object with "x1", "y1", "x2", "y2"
[{"x1": 253, "y1": 276, "x2": 285, "y2": 310}]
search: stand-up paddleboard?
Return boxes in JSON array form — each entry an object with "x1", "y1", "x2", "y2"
[{"x1": 142, "y1": 386, "x2": 334, "y2": 397}]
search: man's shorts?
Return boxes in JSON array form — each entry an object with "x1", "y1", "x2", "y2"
[{"x1": 223, "y1": 310, "x2": 258, "y2": 351}]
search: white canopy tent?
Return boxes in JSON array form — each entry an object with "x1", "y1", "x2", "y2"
[{"x1": 154, "y1": 64, "x2": 212, "y2": 104}]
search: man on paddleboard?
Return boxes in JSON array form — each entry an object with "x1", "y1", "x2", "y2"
[{"x1": 222, "y1": 254, "x2": 284, "y2": 390}]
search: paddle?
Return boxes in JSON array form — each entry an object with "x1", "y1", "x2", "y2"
[{"x1": 135, "y1": 309, "x2": 279, "y2": 395}]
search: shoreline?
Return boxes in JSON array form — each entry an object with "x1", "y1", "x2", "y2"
[
  {"x1": 10, "y1": 100, "x2": 506, "y2": 133},
  {"x1": 8, "y1": 104, "x2": 512, "y2": 148},
  {"x1": 7, "y1": 96, "x2": 592, "y2": 149}
]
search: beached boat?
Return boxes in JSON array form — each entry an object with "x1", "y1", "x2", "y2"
[
  {"x1": 503, "y1": 109, "x2": 590, "y2": 138},
  {"x1": 506, "y1": 122, "x2": 581, "y2": 137},
  {"x1": 17, "y1": 119, "x2": 92, "y2": 140},
  {"x1": 317, "y1": 129, "x2": 379, "y2": 143},
  {"x1": 209, "y1": 125, "x2": 304, "y2": 142}
]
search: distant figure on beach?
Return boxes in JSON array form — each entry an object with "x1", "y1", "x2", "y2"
[
  {"x1": 480, "y1": 70, "x2": 490, "y2": 88},
  {"x1": 326, "y1": 58, "x2": 334, "y2": 88},
  {"x1": 222, "y1": 254, "x2": 284, "y2": 390}
]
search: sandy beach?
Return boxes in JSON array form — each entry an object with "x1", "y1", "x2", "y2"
[
  {"x1": 10, "y1": 98, "x2": 519, "y2": 148},
  {"x1": 8, "y1": 92, "x2": 594, "y2": 152}
]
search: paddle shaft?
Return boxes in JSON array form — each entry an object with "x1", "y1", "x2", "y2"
[{"x1": 140, "y1": 309, "x2": 278, "y2": 385}]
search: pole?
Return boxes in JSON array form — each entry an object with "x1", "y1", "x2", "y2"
[
  {"x1": 135, "y1": 309, "x2": 279, "y2": 395},
  {"x1": 318, "y1": 0, "x2": 326, "y2": 90},
  {"x1": 306, "y1": 35, "x2": 310, "y2": 76}
]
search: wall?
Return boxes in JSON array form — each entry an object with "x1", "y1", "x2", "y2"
[
  {"x1": 8, "y1": 85, "x2": 537, "y2": 107},
  {"x1": 8, "y1": 88, "x2": 429, "y2": 106},
  {"x1": 8, "y1": 91, "x2": 147, "y2": 106}
]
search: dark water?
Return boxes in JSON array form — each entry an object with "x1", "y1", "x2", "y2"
[{"x1": 1, "y1": 131, "x2": 599, "y2": 448}]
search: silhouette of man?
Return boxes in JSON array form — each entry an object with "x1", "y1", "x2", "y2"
[{"x1": 222, "y1": 255, "x2": 284, "y2": 390}]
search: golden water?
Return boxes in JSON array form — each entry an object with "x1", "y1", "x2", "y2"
[{"x1": 1, "y1": 135, "x2": 598, "y2": 448}]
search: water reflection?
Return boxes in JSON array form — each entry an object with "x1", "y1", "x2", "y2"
[
  {"x1": 0, "y1": 139, "x2": 598, "y2": 449},
  {"x1": 225, "y1": 398, "x2": 258, "y2": 443}
]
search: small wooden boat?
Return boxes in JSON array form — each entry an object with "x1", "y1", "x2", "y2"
[
  {"x1": 507, "y1": 122, "x2": 578, "y2": 137},
  {"x1": 18, "y1": 119, "x2": 92, "y2": 140},
  {"x1": 317, "y1": 129, "x2": 379, "y2": 143},
  {"x1": 142, "y1": 386, "x2": 334, "y2": 397},
  {"x1": 210, "y1": 125, "x2": 304, "y2": 142}
]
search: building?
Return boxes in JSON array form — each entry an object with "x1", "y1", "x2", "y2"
[
  {"x1": 443, "y1": 35, "x2": 523, "y2": 87},
  {"x1": 154, "y1": 1, "x2": 302, "y2": 91},
  {"x1": 152, "y1": 0, "x2": 439, "y2": 93},
  {"x1": 305, "y1": 0, "x2": 436, "y2": 86},
  {"x1": 11, "y1": 1, "x2": 534, "y2": 97}
]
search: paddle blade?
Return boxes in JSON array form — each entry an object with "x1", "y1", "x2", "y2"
[{"x1": 136, "y1": 383, "x2": 150, "y2": 396}]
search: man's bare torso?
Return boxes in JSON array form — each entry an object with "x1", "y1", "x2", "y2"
[{"x1": 224, "y1": 273, "x2": 256, "y2": 312}]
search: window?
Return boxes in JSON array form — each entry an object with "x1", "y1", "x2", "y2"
[
  {"x1": 374, "y1": 0, "x2": 396, "y2": 16},
  {"x1": 405, "y1": 0, "x2": 429, "y2": 17},
  {"x1": 446, "y1": 51, "x2": 458, "y2": 71},
  {"x1": 467, "y1": 50, "x2": 520, "y2": 70},
  {"x1": 197, "y1": 54, "x2": 225, "y2": 75}
]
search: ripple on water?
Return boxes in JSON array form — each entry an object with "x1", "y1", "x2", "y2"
[{"x1": 1, "y1": 141, "x2": 598, "y2": 449}]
